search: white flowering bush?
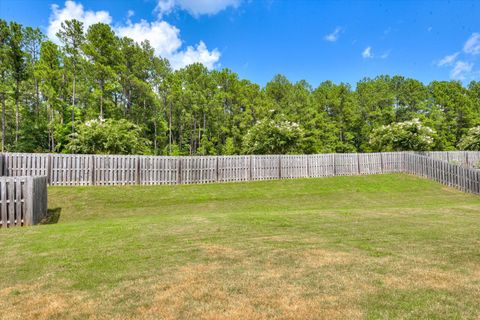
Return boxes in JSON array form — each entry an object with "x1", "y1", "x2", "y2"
[
  {"x1": 369, "y1": 119, "x2": 436, "y2": 151},
  {"x1": 242, "y1": 117, "x2": 304, "y2": 154},
  {"x1": 66, "y1": 118, "x2": 150, "y2": 154},
  {"x1": 458, "y1": 126, "x2": 480, "y2": 151}
]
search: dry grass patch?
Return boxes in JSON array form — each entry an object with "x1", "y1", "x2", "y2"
[{"x1": 138, "y1": 260, "x2": 366, "y2": 320}]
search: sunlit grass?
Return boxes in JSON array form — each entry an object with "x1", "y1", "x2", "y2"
[{"x1": 1, "y1": 174, "x2": 479, "y2": 319}]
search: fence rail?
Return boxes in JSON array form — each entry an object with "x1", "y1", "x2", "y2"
[
  {"x1": 0, "y1": 176, "x2": 48, "y2": 228},
  {"x1": 0, "y1": 152, "x2": 479, "y2": 194}
]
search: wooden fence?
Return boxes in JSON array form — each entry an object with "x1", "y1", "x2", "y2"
[
  {"x1": 0, "y1": 176, "x2": 48, "y2": 228},
  {"x1": 416, "y1": 151, "x2": 480, "y2": 169},
  {"x1": 0, "y1": 152, "x2": 409, "y2": 186},
  {"x1": 405, "y1": 153, "x2": 480, "y2": 194},
  {"x1": 0, "y1": 152, "x2": 479, "y2": 193}
]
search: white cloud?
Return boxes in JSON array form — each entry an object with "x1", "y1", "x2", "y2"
[
  {"x1": 450, "y1": 61, "x2": 473, "y2": 80},
  {"x1": 464, "y1": 33, "x2": 480, "y2": 55},
  {"x1": 47, "y1": 1, "x2": 220, "y2": 70},
  {"x1": 156, "y1": 0, "x2": 241, "y2": 17},
  {"x1": 168, "y1": 41, "x2": 220, "y2": 69},
  {"x1": 437, "y1": 52, "x2": 460, "y2": 67},
  {"x1": 116, "y1": 20, "x2": 182, "y2": 61},
  {"x1": 324, "y1": 27, "x2": 343, "y2": 42},
  {"x1": 48, "y1": 0, "x2": 112, "y2": 42},
  {"x1": 362, "y1": 46, "x2": 373, "y2": 58},
  {"x1": 380, "y1": 51, "x2": 390, "y2": 59},
  {"x1": 116, "y1": 20, "x2": 220, "y2": 69}
]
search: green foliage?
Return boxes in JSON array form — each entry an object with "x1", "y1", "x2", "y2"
[
  {"x1": 243, "y1": 117, "x2": 304, "y2": 154},
  {"x1": 222, "y1": 137, "x2": 236, "y2": 155},
  {"x1": 369, "y1": 119, "x2": 436, "y2": 151},
  {"x1": 458, "y1": 126, "x2": 480, "y2": 150},
  {"x1": 1, "y1": 18, "x2": 480, "y2": 155},
  {"x1": 65, "y1": 118, "x2": 150, "y2": 154}
]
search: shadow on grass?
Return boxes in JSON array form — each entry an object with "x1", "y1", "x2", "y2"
[{"x1": 41, "y1": 208, "x2": 62, "y2": 224}]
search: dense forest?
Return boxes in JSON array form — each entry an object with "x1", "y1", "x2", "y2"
[{"x1": 1, "y1": 19, "x2": 480, "y2": 155}]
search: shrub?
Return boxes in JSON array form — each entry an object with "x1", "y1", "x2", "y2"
[{"x1": 65, "y1": 118, "x2": 150, "y2": 154}]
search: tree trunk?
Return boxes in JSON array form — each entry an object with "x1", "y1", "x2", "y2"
[
  {"x1": 47, "y1": 104, "x2": 51, "y2": 152},
  {"x1": 1, "y1": 93, "x2": 5, "y2": 152},
  {"x1": 169, "y1": 100, "x2": 172, "y2": 155},
  {"x1": 153, "y1": 120, "x2": 157, "y2": 154},
  {"x1": 50, "y1": 107, "x2": 55, "y2": 151},
  {"x1": 100, "y1": 81, "x2": 104, "y2": 119},
  {"x1": 35, "y1": 78, "x2": 40, "y2": 116},
  {"x1": 14, "y1": 79, "x2": 20, "y2": 146},
  {"x1": 72, "y1": 63, "x2": 76, "y2": 133}
]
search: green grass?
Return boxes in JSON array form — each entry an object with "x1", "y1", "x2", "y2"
[{"x1": 1, "y1": 173, "x2": 480, "y2": 319}]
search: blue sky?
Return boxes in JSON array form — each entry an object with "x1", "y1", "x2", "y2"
[{"x1": 1, "y1": 0, "x2": 480, "y2": 87}]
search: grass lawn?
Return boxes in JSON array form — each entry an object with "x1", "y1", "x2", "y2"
[{"x1": 1, "y1": 173, "x2": 480, "y2": 319}]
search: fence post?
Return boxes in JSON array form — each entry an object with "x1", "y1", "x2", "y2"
[
  {"x1": 24, "y1": 177, "x2": 33, "y2": 226},
  {"x1": 249, "y1": 155, "x2": 253, "y2": 181},
  {"x1": 380, "y1": 153, "x2": 384, "y2": 174},
  {"x1": 215, "y1": 156, "x2": 219, "y2": 182},
  {"x1": 278, "y1": 155, "x2": 282, "y2": 179},
  {"x1": 177, "y1": 157, "x2": 182, "y2": 184},
  {"x1": 306, "y1": 155, "x2": 310, "y2": 178},
  {"x1": 333, "y1": 153, "x2": 337, "y2": 176},
  {"x1": 47, "y1": 154, "x2": 52, "y2": 185},
  {"x1": 357, "y1": 153, "x2": 361, "y2": 175},
  {"x1": 136, "y1": 156, "x2": 141, "y2": 185},
  {"x1": 89, "y1": 155, "x2": 95, "y2": 186}
]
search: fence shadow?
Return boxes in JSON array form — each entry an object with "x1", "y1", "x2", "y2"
[{"x1": 40, "y1": 208, "x2": 62, "y2": 225}]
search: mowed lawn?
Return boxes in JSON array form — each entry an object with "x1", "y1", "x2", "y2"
[{"x1": 1, "y1": 174, "x2": 480, "y2": 319}]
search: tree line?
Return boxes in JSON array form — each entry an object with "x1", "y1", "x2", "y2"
[{"x1": 1, "y1": 19, "x2": 480, "y2": 155}]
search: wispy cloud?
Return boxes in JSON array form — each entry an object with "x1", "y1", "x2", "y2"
[
  {"x1": 464, "y1": 33, "x2": 480, "y2": 55},
  {"x1": 380, "y1": 51, "x2": 390, "y2": 59},
  {"x1": 324, "y1": 27, "x2": 343, "y2": 42},
  {"x1": 436, "y1": 33, "x2": 479, "y2": 81},
  {"x1": 362, "y1": 46, "x2": 373, "y2": 58},
  {"x1": 450, "y1": 61, "x2": 474, "y2": 80},
  {"x1": 437, "y1": 52, "x2": 460, "y2": 66}
]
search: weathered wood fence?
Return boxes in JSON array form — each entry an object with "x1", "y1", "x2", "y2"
[
  {"x1": 0, "y1": 152, "x2": 479, "y2": 195},
  {"x1": 416, "y1": 151, "x2": 480, "y2": 168},
  {"x1": 405, "y1": 153, "x2": 480, "y2": 194},
  {"x1": 0, "y1": 176, "x2": 48, "y2": 228},
  {"x1": 0, "y1": 152, "x2": 405, "y2": 186}
]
